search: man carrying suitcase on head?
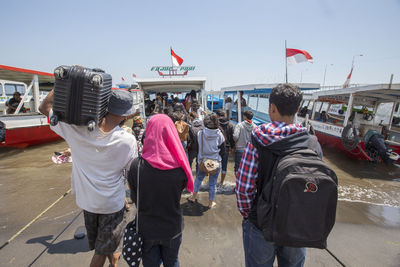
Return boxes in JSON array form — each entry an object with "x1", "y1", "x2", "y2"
[
  {"x1": 40, "y1": 90, "x2": 138, "y2": 267},
  {"x1": 235, "y1": 84, "x2": 326, "y2": 267}
]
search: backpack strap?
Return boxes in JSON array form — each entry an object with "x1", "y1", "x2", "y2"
[{"x1": 250, "y1": 135, "x2": 281, "y2": 200}]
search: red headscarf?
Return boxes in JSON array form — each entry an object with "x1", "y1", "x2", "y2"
[{"x1": 141, "y1": 114, "x2": 194, "y2": 192}]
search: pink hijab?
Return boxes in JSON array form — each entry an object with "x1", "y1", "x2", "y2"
[{"x1": 141, "y1": 114, "x2": 194, "y2": 192}]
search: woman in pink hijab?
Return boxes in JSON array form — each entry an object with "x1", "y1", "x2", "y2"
[{"x1": 128, "y1": 114, "x2": 193, "y2": 267}]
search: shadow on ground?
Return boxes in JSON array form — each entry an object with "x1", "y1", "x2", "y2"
[
  {"x1": 27, "y1": 235, "x2": 90, "y2": 254},
  {"x1": 181, "y1": 201, "x2": 209, "y2": 216}
]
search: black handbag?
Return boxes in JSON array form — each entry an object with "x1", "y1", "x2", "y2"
[{"x1": 123, "y1": 159, "x2": 144, "y2": 266}]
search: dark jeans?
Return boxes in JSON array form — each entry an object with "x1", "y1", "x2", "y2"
[
  {"x1": 221, "y1": 152, "x2": 229, "y2": 174},
  {"x1": 242, "y1": 220, "x2": 305, "y2": 267},
  {"x1": 142, "y1": 234, "x2": 182, "y2": 267},
  {"x1": 234, "y1": 150, "x2": 244, "y2": 174},
  {"x1": 188, "y1": 150, "x2": 198, "y2": 174}
]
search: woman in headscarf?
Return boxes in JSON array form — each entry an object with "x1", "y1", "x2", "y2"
[
  {"x1": 127, "y1": 114, "x2": 194, "y2": 267},
  {"x1": 187, "y1": 114, "x2": 225, "y2": 208}
]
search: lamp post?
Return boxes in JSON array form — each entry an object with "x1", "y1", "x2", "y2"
[
  {"x1": 322, "y1": 64, "x2": 334, "y2": 88},
  {"x1": 352, "y1": 54, "x2": 363, "y2": 69}
]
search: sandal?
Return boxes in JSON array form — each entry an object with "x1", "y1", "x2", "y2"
[{"x1": 187, "y1": 197, "x2": 196, "y2": 203}]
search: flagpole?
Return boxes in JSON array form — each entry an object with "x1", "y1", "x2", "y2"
[
  {"x1": 170, "y1": 46, "x2": 174, "y2": 75},
  {"x1": 285, "y1": 40, "x2": 288, "y2": 83}
]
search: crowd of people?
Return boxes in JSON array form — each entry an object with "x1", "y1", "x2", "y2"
[{"x1": 39, "y1": 84, "x2": 321, "y2": 267}]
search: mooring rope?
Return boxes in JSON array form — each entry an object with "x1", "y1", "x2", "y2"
[{"x1": 0, "y1": 189, "x2": 71, "y2": 250}]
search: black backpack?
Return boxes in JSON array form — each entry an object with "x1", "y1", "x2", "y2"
[{"x1": 253, "y1": 135, "x2": 338, "y2": 249}]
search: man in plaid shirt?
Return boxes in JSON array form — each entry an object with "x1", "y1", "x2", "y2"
[{"x1": 235, "y1": 84, "x2": 322, "y2": 267}]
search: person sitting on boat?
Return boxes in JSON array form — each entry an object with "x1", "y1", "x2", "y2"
[
  {"x1": 39, "y1": 90, "x2": 138, "y2": 267},
  {"x1": 6, "y1": 92, "x2": 26, "y2": 114},
  {"x1": 298, "y1": 106, "x2": 308, "y2": 118},
  {"x1": 316, "y1": 111, "x2": 328, "y2": 122}
]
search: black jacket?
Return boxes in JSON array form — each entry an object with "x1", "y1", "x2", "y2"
[
  {"x1": 128, "y1": 158, "x2": 187, "y2": 241},
  {"x1": 218, "y1": 117, "x2": 235, "y2": 149}
]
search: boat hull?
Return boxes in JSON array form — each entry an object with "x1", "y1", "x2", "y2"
[
  {"x1": 0, "y1": 125, "x2": 61, "y2": 148},
  {"x1": 314, "y1": 129, "x2": 400, "y2": 163},
  {"x1": 0, "y1": 114, "x2": 61, "y2": 148}
]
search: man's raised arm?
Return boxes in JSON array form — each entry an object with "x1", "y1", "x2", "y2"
[{"x1": 39, "y1": 90, "x2": 54, "y2": 117}]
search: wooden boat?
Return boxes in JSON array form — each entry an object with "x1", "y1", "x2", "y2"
[{"x1": 297, "y1": 83, "x2": 400, "y2": 163}]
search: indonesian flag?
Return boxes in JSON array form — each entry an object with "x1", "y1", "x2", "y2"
[
  {"x1": 132, "y1": 73, "x2": 137, "y2": 79},
  {"x1": 343, "y1": 67, "x2": 353, "y2": 88},
  {"x1": 286, "y1": 48, "x2": 314, "y2": 65},
  {"x1": 171, "y1": 48, "x2": 184, "y2": 67},
  {"x1": 121, "y1": 77, "x2": 125, "y2": 81}
]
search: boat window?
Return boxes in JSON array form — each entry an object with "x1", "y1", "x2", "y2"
[
  {"x1": 0, "y1": 84, "x2": 3, "y2": 96},
  {"x1": 307, "y1": 101, "x2": 314, "y2": 109},
  {"x1": 4, "y1": 84, "x2": 16, "y2": 96},
  {"x1": 315, "y1": 102, "x2": 323, "y2": 112},
  {"x1": 321, "y1": 102, "x2": 330, "y2": 112},
  {"x1": 248, "y1": 95, "x2": 257, "y2": 110},
  {"x1": 16, "y1": 85, "x2": 26, "y2": 95},
  {"x1": 375, "y1": 103, "x2": 394, "y2": 125}
]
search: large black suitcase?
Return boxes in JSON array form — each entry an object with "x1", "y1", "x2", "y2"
[{"x1": 50, "y1": 65, "x2": 112, "y2": 131}]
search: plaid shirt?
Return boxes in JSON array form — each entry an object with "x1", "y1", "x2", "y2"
[{"x1": 235, "y1": 121, "x2": 306, "y2": 218}]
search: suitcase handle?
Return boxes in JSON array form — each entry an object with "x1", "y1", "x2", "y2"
[{"x1": 92, "y1": 68, "x2": 105, "y2": 73}]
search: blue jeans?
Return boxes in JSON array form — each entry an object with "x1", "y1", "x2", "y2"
[
  {"x1": 242, "y1": 220, "x2": 305, "y2": 267},
  {"x1": 194, "y1": 165, "x2": 221, "y2": 200},
  {"x1": 142, "y1": 234, "x2": 182, "y2": 267},
  {"x1": 221, "y1": 152, "x2": 229, "y2": 174},
  {"x1": 234, "y1": 150, "x2": 244, "y2": 174}
]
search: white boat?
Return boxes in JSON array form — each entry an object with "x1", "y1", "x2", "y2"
[
  {"x1": 297, "y1": 83, "x2": 400, "y2": 163},
  {"x1": 0, "y1": 64, "x2": 60, "y2": 148}
]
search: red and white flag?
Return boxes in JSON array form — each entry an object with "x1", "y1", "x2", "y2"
[
  {"x1": 121, "y1": 77, "x2": 125, "y2": 81},
  {"x1": 132, "y1": 73, "x2": 137, "y2": 79},
  {"x1": 343, "y1": 67, "x2": 353, "y2": 88},
  {"x1": 171, "y1": 48, "x2": 184, "y2": 67},
  {"x1": 286, "y1": 48, "x2": 313, "y2": 65}
]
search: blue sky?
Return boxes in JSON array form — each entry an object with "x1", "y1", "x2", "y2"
[{"x1": 1, "y1": 0, "x2": 400, "y2": 90}]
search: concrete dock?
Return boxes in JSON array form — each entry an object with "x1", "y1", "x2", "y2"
[{"x1": 0, "y1": 140, "x2": 399, "y2": 266}]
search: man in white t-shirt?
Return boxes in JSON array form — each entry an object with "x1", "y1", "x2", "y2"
[{"x1": 39, "y1": 90, "x2": 138, "y2": 267}]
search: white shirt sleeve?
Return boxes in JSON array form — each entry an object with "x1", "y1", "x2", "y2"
[{"x1": 124, "y1": 135, "x2": 138, "y2": 170}]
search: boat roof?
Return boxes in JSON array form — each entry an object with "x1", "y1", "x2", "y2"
[
  {"x1": 310, "y1": 83, "x2": 400, "y2": 104},
  {"x1": 0, "y1": 64, "x2": 54, "y2": 90},
  {"x1": 136, "y1": 77, "x2": 206, "y2": 94},
  {"x1": 221, "y1": 83, "x2": 320, "y2": 95}
]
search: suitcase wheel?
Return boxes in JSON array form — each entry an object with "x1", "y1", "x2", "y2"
[
  {"x1": 50, "y1": 115, "x2": 59, "y2": 126},
  {"x1": 91, "y1": 74, "x2": 103, "y2": 88},
  {"x1": 87, "y1": 120, "x2": 96, "y2": 131},
  {"x1": 54, "y1": 66, "x2": 67, "y2": 79}
]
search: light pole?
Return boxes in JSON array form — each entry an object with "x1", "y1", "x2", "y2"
[
  {"x1": 352, "y1": 54, "x2": 363, "y2": 69},
  {"x1": 322, "y1": 64, "x2": 334, "y2": 88}
]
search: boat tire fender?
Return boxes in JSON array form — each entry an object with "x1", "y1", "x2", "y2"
[{"x1": 341, "y1": 124, "x2": 361, "y2": 151}]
